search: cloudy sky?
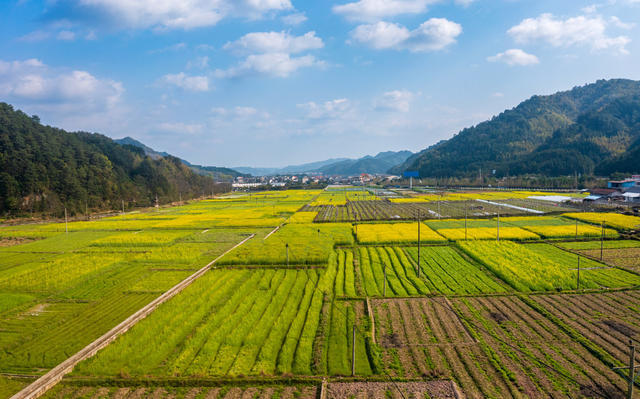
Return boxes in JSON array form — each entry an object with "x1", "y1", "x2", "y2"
[{"x1": 2, "y1": 0, "x2": 640, "y2": 167}]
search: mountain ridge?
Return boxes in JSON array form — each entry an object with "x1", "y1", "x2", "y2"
[
  {"x1": 235, "y1": 151, "x2": 412, "y2": 176},
  {"x1": 393, "y1": 79, "x2": 640, "y2": 177}
]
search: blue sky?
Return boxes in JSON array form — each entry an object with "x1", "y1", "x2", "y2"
[{"x1": 1, "y1": 0, "x2": 640, "y2": 168}]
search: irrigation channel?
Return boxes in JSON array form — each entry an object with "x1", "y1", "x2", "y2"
[{"x1": 10, "y1": 234, "x2": 257, "y2": 399}]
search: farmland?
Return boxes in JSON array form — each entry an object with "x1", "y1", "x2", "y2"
[{"x1": 3, "y1": 188, "x2": 640, "y2": 399}]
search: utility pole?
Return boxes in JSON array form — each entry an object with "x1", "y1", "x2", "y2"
[
  {"x1": 351, "y1": 325, "x2": 356, "y2": 376},
  {"x1": 577, "y1": 256, "x2": 580, "y2": 290},
  {"x1": 121, "y1": 199, "x2": 125, "y2": 215},
  {"x1": 601, "y1": 221, "x2": 605, "y2": 261},
  {"x1": 383, "y1": 265, "x2": 387, "y2": 297},
  {"x1": 286, "y1": 243, "x2": 289, "y2": 267},
  {"x1": 417, "y1": 209, "x2": 421, "y2": 278},
  {"x1": 465, "y1": 202, "x2": 468, "y2": 241},
  {"x1": 64, "y1": 207, "x2": 68, "y2": 234},
  {"x1": 355, "y1": 211, "x2": 358, "y2": 237},
  {"x1": 612, "y1": 340, "x2": 637, "y2": 399}
]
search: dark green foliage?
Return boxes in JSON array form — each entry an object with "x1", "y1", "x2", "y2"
[
  {"x1": 0, "y1": 103, "x2": 229, "y2": 215},
  {"x1": 394, "y1": 79, "x2": 640, "y2": 177}
]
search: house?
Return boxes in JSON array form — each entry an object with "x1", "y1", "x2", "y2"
[
  {"x1": 607, "y1": 176, "x2": 640, "y2": 189},
  {"x1": 622, "y1": 186, "x2": 640, "y2": 203}
]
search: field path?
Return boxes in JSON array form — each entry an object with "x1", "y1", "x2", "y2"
[{"x1": 10, "y1": 233, "x2": 256, "y2": 399}]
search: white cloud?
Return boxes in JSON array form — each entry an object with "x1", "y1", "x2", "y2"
[
  {"x1": 350, "y1": 22, "x2": 410, "y2": 49},
  {"x1": 0, "y1": 58, "x2": 123, "y2": 110},
  {"x1": 487, "y1": 49, "x2": 540, "y2": 66},
  {"x1": 161, "y1": 72, "x2": 210, "y2": 91},
  {"x1": 508, "y1": 13, "x2": 631, "y2": 54},
  {"x1": 281, "y1": 12, "x2": 307, "y2": 25},
  {"x1": 56, "y1": 30, "x2": 76, "y2": 40},
  {"x1": 374, "y1": 90, "x2": 415, "y2": 112},
  {"x1": 187, "y1": 56, "x2": 209, "y2": 69},
  {"x1": 333, "y1": 0, "x2": 439, "y2": 22},
  {"x1": 156, "y1": 122, "x2": 203, "y2": 135},
  {"x1": 224, "y1": 31, "x2": 323, "y2": 54},
  {"x1": 609, "y1": 16, "x2": 635, "y2": 30},
  {"x1": 350, "y1": 18, "x2": 462, "y2": 52},
  {"x1": 454, "y1": 0, "x2": 475, "y2": 6},
  {"x1": 70, "y1": 0, "x2": 292, "y2": 30},
  {"x1": 298, "y1": 98, "x2": 350, "y2": 119},
  {"x1": 216, "y1": 53, "x2": 320, "y2": 78}
]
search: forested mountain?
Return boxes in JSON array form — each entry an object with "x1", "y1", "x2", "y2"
[
  {"x1": 0, "y1": 103, "x2": 229, "y2": 215},
  {"x1": 318, "y1": 151, "x2": 413, "y2": 175},
  {"x1": 115, "y1": 137, "x2": 245, "y2": 180},
  {"x1": 393, "y1": 79, "x2": 640, "y2": 177}
]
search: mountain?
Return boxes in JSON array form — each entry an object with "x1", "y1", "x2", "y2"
[
  {"x1": 114, "y1": 137, "x2": 171, "y2": 159},
  {"x1": 0, "y1": 103, "x2": 229, "y2": 215},
  {"x1": 393, "y1": 79, "x2": 640, "y2": 177},
  {"x1": 234, "y1": 158, "x2": 350, "y2": 176},
  {"x1": 234, "y1": 152, "x2": 412, "y2": 176},
  {"x1": 115, "y1": 136, "x2": 245, "y2": 180},
  {"x1": 318, "y1": 151, "x2": 413, "y2": 175}
]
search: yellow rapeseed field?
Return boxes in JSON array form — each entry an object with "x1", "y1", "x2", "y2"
[
  {"x1": 355, "y1": 222, "x2": 445, "y2": 244},
  {"x1": 522, "y1": 224, "x2": 619, "y2": 238},
  {"x1": 438, "y1": 227, "x2": 540, "y2": 241},
  {"x1": 562, "y1": 212, "x2": 640, "y2": 230}
]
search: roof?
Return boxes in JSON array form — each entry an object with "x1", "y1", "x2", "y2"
[
  {"x1": 584, "y1": 195, "x2": 603, "y2": 200},
  {"x1": 623, "y1": 192, "x2": 640, "y2": 198},
  {"x1": 623, "y1": 186, "x2": 640, "y2": 194},
  {"x1": 590, "y1": 188, "x2": 616, "y2": 195},
  {"x1": 527, "y1": 195, "x2": 571, "y2": 202}
]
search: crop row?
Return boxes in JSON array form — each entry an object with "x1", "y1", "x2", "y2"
[
  {"x1": 74, "y1": 266, "x2": 340, "y2": 377},
  {"x1": 373, "y1": 295, "x2": 631, "y2": 398},
  {"x1": 219, "y1": 223, "x2": 353, "y2": 265},
  {"x1": 457, "y1": 241, "x2": 640, "y2": 292}
]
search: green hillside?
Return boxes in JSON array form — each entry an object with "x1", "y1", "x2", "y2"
[
  {"x1": 0, "y1": 103, "x2": 229, "y2": 216},
  {"x1": 394, "y1": 79, "x2": 640, "y2": 177}
]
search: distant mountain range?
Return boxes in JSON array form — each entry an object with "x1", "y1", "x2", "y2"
[
  {"x1": 393, "y1": 79, "x2": 640, "y2": 177},
  {"x1": 235, "y1": 151, "x2": 413, "y2": 176},
  {"x1": 115, "y1": 137, "x2": 246, "y2": 180}
]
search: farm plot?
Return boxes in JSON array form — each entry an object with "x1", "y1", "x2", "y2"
[
  {"x1": 320, "y1": 300, "x2": 373, "y2": 376},
  {"x1": 437, "y1": 226, "x2": 539, "y2": 241},
  {"x1": 451, "y1": 296, "x2": 630, "y2": 398},
  {"x1": 529, "y1": 291, "x2": 640, "y2": 370},
  {"x1": 563, "y1": 212, "x2": 640, "y2": 230},
  {"x1": 42, "y1": 384, "x2": 319, "y2": 399},
  {"x1": 326, "y1": 381, "x2": 461, "y2": 398},
  {"x1": 557, "y1": 240, "x2": 640, "y2": 273},
  {"x1": 219, "y1": 223, "x2": 353, "y2": 265},
  {"x1": 524, "y1": 243, "x2": 640, "y2": 289},
  {"x1": 495, "y1": 198, "x2": 576, "y2": 213},
  {"x1": 521, "y1": 224, "x2": 619, "y2": 239},
  {"x1": 372, "y1": 297, "x2": 513, "y2": 398},
  {"x1": 74, "y1": 269, "x2": 329, "y2": 377},
  {"x1": 458, "y1": 241, "x2": 640, "y2": 292},
  {"x1": 357, "y1": 246, "x2": 505, "y2": 296},
  {"x1": 354, "y1": 222, "x2": 445, "y2": 244}
]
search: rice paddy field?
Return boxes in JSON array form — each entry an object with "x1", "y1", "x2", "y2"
[{"x1": 2, "y1": 188, "x2": 639, "y2": 399}]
